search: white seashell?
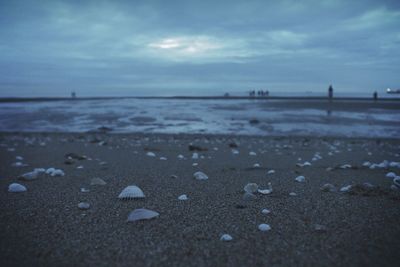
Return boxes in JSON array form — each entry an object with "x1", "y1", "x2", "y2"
[
  {"x1": 220, "y1": 234, "x2": 233, "y2": 241},
  {"x1": 118, "y1": 185, "x2": 145, "y2": 199},
  {"x1": 261, "y1": 209, "x2": 271, "y2": 214},
  {"x1": 19, "y1": 171, "x2": 39, "y2": 181},
  {"x1": 267, "y1": 170, "x2": 275, "y2": 175},
  {"x1": 340, "y1": 164, "x2": 352, "y2": 169},
  {"x1": 362, "y1": 161, "x2": 371, "y2": 167},
  {"x1": 258, "y1": 223, "x2": 271, "y2": 231},
  {"x1": 386, "y1": 172, "x2": 397, "y2": 178},
  {"x1": 127, "y1": 208, "x2": 159, "y2": 222},
  {"x1": 16, "y1": 156, "x2": 24, "y2": 161},
  {"x1": 8, "y1": 183, "x2": 27, "y2": 193},
  {"x1": 193, "y1": 171, "x2": 208, "y2": 180},
  {"x1": 258, "y1": 183, "x2": 273, "y2": 195},
  {"x1": 50, "y1": 169, "x2": 65, "y2": 177},
  {"x1": 177, "y1": 154, "x2": 185, "y2": 159},
  {"x1": 320, "y1": 183, "x2": 336, "y2": 192},
  {"x1": 192, "y1": 163, "x2": 198, "y2": 166},
  {"x1": 249, "y1": 151, "x2": 257, "y2": 156},
  {"x1": 12, "y1": 162, "x2": 28, "y2": 167},
  {"x1": 192, "y1": 153, "x2": 199, "y2": 159},
  {"x1": 253, "y1": 163, "x2": 260, "y2": 168},
  {"x1": 159, "y1": 157, "x2": 167, "y2": 160},
  {"x1": 146, "y1": 152, "x2": 156, "y2": 157},
  {"x1": 296, "y1": 161, "x2": 311, "y2": 167},
  {"x1": 90, "y1": 177, "x2": 107, "y2": 186},
  {"x1": 295, "y1": 176, "x2": 305, "y2": 183},
  {"x1": 231, "y1": 149, "x2": 239, "y2": 154},
  {"x1": 78, "y1": 202, "x2": 90, "y2": 210},
  {"x1": 289, "y1": 192, "x2": 297, "y2": 196},
  {"x1": 244, "y1": 183, "x2": 259, "y2": 193},
  {"x1": 178, "y1": 194, "x2": 188, "y2": 200},
  {"x1": 340, "y1": 185, "x2": 352, "y2": 192},
  {"x1": 80, "y1": 188, "x2": 90, "y2": 193},
  {"x1": 77, "y1": 165, "x2": 84, "y2": 169}
]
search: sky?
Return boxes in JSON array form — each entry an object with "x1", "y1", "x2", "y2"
[{"x1": 0, "y1": 0, "x2": 399, "y2": 97}]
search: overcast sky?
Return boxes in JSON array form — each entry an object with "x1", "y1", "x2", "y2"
[{"x1": 0, "y1": 0, "x2": 399, "y2": 97}]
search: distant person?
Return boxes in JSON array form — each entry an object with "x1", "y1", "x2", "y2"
[
  {"x1": 328, "y1": 85, "x2": 333, "y2": 101},
  {"x1": 71, "y1": 91, "x2": 76, "y2": 98},
  {"x1": 373, "y1": 91, "x2": 378, "y2": 101},
  {"x1": 265, "y1": 90, "x2": 269, "y2": 97}
]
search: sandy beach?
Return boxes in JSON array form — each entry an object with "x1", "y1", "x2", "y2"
[{"x1": 1, "y1": 132, "x2": 400, "y2": 266}]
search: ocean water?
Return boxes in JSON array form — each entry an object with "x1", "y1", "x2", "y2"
[{"x1": 0, "y1": 98, "x2": 399, "y2": 138}]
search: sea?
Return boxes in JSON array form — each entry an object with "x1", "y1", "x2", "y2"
[{"x1": 0, "y1": 97, "x2": 399, "y2": 138}]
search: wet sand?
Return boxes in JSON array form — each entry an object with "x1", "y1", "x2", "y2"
[{"x1": 1, "y1": 133, "x2": 400, "y2": 266}]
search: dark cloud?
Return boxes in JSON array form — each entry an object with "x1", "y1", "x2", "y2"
[{"x1": 0, "y1": 0, "x2": 399, "y2": 96}]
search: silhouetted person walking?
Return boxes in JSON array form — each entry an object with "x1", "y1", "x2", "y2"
[
  {"x1": 373, "y1": 91, "x2": 378, "y2": 101},
  {"x1": 328, "y1": 85, "x2": 333, "y2": 101}
]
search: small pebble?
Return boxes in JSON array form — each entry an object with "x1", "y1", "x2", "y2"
[
  {"x1": 78, "y1": 202, "x2": 90, "y2": 210},
  {"x1": 258, "y1": 223, "x2": 271, "y2": 231},
  {"x1": 178, "y1": 194, "x2": 188, "y2": 200}
]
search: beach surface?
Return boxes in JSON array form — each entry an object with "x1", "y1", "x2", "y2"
[{"x1": 1, "y1": 132, "x2": 400, "y2": 266}]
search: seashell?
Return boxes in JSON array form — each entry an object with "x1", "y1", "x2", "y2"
[
  {"x1": 50, "y1": 169, "x2": 65, "y2": 177},
  {"x1": 127, "y1": 208, "x2": 159, "y2": 222},
  {"x1": 192, "y1": 153, "x2": 199, "y2": 159},
  {"x1": 78, "y1": 202, "x2": 90, "y2": 210},
  {"x1": 12, "y1": 162, "x2": 28, "y2": 167},
  {"x1": 296, "y1": 161, "x2": 311, "y2": 167},
  {"x1": 244, "y1": 183, "x2": 258, "y2": 193},
  {"x1": 8, "y1": 183, "x2": 27, "y2": 193},
  {"x1": 90, "y1": 177, "x2": 107, "y2": 186},
  {"x1": 16, "y1": 156, "x2": 24, "y2": 161},
  {"x1": 386, "y1": 172, "x2": 397, "y2": 178},
  {"x1": 146, "y1": 152, "x2": 156, "y2": 157},
  {"x1": 340, "y1": 164, "x2": 352, "y2": 169},
  {"x1": 267, "y1": 170, "x2": 275, "y2": 175},
  {"x1": 253, "y1": 163, "x2": 260, "y2": 168},
  {"x1": 80, "y1": 188, "x2": 90, "y2": 193},
  {"x1": 77, "y1": 165, "x2": 84, "y2": 169},
  {"x1": 177, "y1": 154, "x2": 185, "y2": 159},
  {"x1": 261, "y1": 209, "x2": 271, "y2": 214},
  {"x1": 249, "y1": 151, "x2": 257, "y2": 156},
  {"x1": 320, "y1": 183, "x2": 336, "y2": 192},
  {"x1": 220, "y1": 234, "x2": 233, "y2": 241},
  {"x1": 178, "y1": 194, "x2": 188, "y2": 200},
  {"x1": 362, "y1": 161, "x2": 371, "y2": 167},
  {"x1": 258, "y1": 223, "x2": 271, "y2": 231},
  {"x1": 170, "y1": 175, "x2": 178, "y2": 179},
  {"x1": 118, "y1": 185, "x2": 145, "y2": 199},
  {"x1": 193, "y1": 171, "x2": 208, "y2": 180},
  {"x1": 295, "y1": 176, "x2": 305, "y2": 183},
  {"x1": 340, "y1": 185, "x2": 352, "y2": 192},
  {"x1": 231, "y1": 149, "x2": 239, "y2": 155},
  {"x1": 19, "y1": 171, "x2": 39, "y2": 181},
  {"x1": 289, "y1": 192, "x2": 297, "y2": 196},
  {"x1": 258, "y1": 183, "x2": 273, "y2": 195},
  {"x1": 192, "y1": 163, "x2": 198, "y2": 166},
  {"x1": 159, "y1": 157, "x2": 167, "y2": 160},
  {"x1": 243, "y1": 192, "x2": 257, "y2": 201}
]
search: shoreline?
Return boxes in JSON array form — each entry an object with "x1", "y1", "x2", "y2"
[{"x1": 1, "y1": 95, "x2": 400, "y2": 103}]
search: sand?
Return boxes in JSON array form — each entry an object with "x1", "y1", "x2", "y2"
[{"x1": 1, "y1": 132, "x2": 400, "y2": 266}]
